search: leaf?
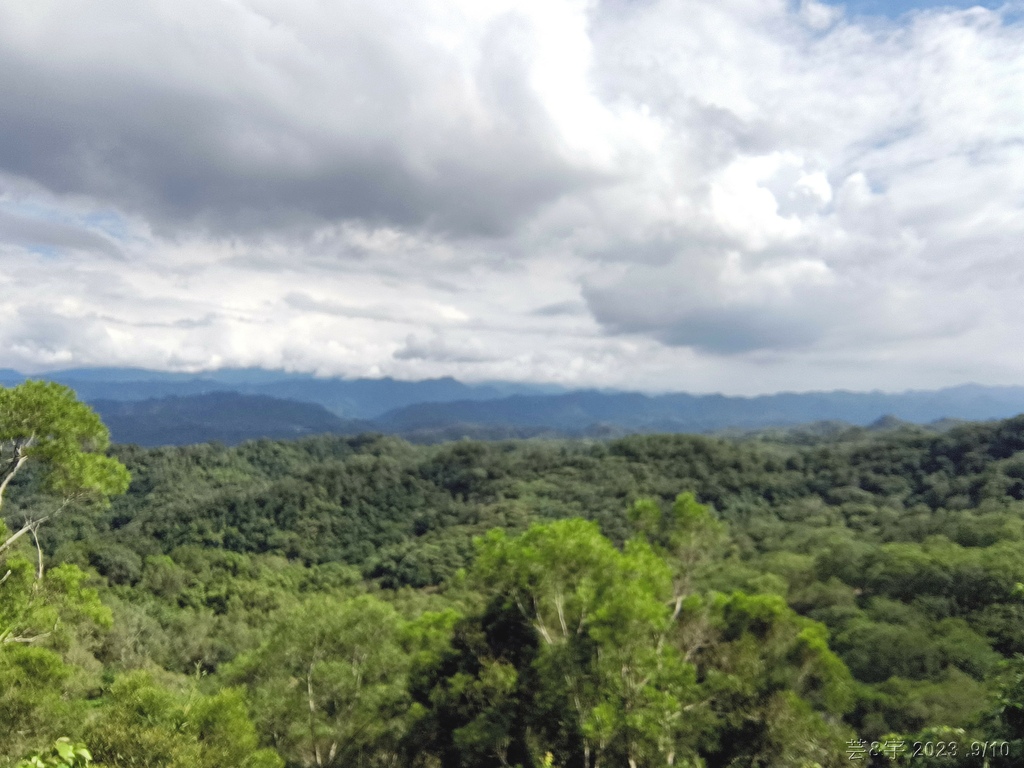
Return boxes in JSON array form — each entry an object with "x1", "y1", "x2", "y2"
[{"x1": 55, "y1": 740, "x2": 75, "y2": 762}]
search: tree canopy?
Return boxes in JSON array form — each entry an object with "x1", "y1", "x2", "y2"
[
  {"x1": 7, "y1": 407, "x2": 1024, "y2": 765},
  {"x1": 1, "y1": 381, "x2": 130, "y2": 565}
]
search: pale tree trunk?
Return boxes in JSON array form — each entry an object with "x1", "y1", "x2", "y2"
[
  {"x1": 0, "y1": 454, "x2": 29, "y2": 512},
  {"x1": 308, "y1": 664, "x2": 324, "y2": 768},
  {"x1": 31, "y1": 526, "x2": 43, "y2": 579},
  {"x1": 1, "y1": 498, "x2": 72, "y2": 580},
  {"x1": 0, "y1": 517, "x2": 52, "y2": 580},
  {"x1": 1, "y1": 437, "x2": 47, "y2": 573},
  {"x1": 0, "y1": 435, "x2": 35, "y2": 512},
  {"x1": 0, "y1": 519, "x2": 36, "y2": 557},
  {"x1": 1, "y1": 436, "x2": 60, "y2": 582}
]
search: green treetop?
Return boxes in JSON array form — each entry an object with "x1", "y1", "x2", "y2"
[{"x1": 1, "y1": 380, "x2": 130, "y2": 568}]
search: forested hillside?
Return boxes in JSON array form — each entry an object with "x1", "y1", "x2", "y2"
[
  {"x1": 5, "y1": 394, "x2": 1024, "y2": 766},
  {"x1": 89, "y1": 393, "x2": 371, "y2": 446}
]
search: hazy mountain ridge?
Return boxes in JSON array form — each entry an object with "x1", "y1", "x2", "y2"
[
  {"x1": 6, "y1": 368, "x2": 1024, "y2": 446},
  {"x1": 0, "y1": 367, "x2": 561, "y2": 418},
  {"x1": 90, "y1": 392, "x2": 373, "y2": 446},
  {"x1": 376, "y1": 384, "x2": 1024, "y2": 433}
]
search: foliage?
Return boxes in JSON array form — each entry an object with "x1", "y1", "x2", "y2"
[
  {"x1": 0, "y1": 380, "x2": 130, "y2": 512},
  {"x1": 14, "y1": 739, "x2": 91, "y2": 768},
  {"x1": 224, "y1": 595, "x2": 411, "y2": 768},
  {"x1": 84, "y1": 671, "x2": 282, "y2": 768},
  {"x1": 9, "y1": 404, "x2": 1024, "y2": 764}
]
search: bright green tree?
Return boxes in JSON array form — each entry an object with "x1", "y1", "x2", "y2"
[
  {"x1": 1, "y1": 381, "x2": 127, "y2": 649},
  {"x1": 629, "y1": 492, "x2": 728, "y2": 611},
  {"x1": 85, "y1": 671, "x2": 282, "y2": 768},
  {"x1": 1, "y1": 380, "x2": 131, "y2": 568},
  {"x1": 1, "y1": 382, "x2": 129, "y2": 761},
  {"x1": 473, "y1": 520, "x2": 622, "y2": 766},
  {"x1": 224, "y1": 594, "x2": 412, "y2": 768},
  {"x1": 471, "y1": 515, "x2": 858, "y2": 768},
  {"x1": 474, "y1": 519, "x2": 708, "y2": 768},
  {"x1": 585, "y1": 539, "x2": 706, "y2": 768}
]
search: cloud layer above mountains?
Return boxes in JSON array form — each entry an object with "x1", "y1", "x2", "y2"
[{"x1": 2, "y1": 0, "x2": 1023, "y2": 394}]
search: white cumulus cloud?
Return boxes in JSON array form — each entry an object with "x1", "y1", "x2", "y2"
[{"x1": 0, "y1": 0, "x2": 1023, "y2": 393}]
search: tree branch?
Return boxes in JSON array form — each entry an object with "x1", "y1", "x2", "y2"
[
  {"x1": 0, "y1": 516, "x2": 49, "y2": 560},
  {"x1": 1, "y1": 619, "x2": 56, "y2": 645},
  {"x1": 2, "y1": 630, "x2": 53, "y2": 645},
  {"x1": 31, "y1": 525, "x2": 44, "y2": 580},
  {"x1": 0, "y1": 452, "x2": 30, "y2": 513}
]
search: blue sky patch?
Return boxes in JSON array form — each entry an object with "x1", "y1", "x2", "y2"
[{"x1": 824, "y1": 0, "x2": 1004, "y2": 18}]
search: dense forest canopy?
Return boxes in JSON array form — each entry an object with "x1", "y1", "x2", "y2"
[{"x1": 5, "y1": 382, "x2": 1024, "y2": 766}]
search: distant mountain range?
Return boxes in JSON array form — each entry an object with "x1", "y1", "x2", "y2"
[
  {"x1": 0, "y1": 367, "x2": 562, "y2": 419},
  {"x1": 376, "y1": 385, "x2": 1024, "y2": 433},
  {"x1": 89, "y1": 393, "x2": 372, "y2": 447},
  {"x1": 4, "y1": 367, "x2": 1024, "y2": 446}
]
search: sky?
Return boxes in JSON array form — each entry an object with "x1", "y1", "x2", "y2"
[{"x1": 1, "y1": 0, "x2": 1024, "y2": 395}]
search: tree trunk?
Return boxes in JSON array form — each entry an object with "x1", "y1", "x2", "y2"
[
  {"x1": 0, "y1": 456, "x2": 27, "y2": 508},
  {"x1": 308, "y1": 664, "x2": 323, "y2": 768}
]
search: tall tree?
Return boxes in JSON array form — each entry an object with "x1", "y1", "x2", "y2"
[
  {"x1": 628, "y1": 492, "x2": 727, "y2": 611},
  {"x1": 1, "y1": 380, "x2": 130, "y2": 572},
  {"x1": 0, "y1": 382, "x2": 128, "y2": 758},
  {"x1": 474, "y1": 520, "x2": 707, "y2": 768},
  {"x1": 225, "y1": 595, "x2": 412, "y2": 768}
]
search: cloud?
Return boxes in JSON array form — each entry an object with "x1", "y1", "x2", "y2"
[
  {"x1": 284, "y1": 292, "x2": 406, "y2": 323},
  {"x1": 0, "y1": 209, "x2": 124, "y2": 258},
  {"x1": 0, "y1": 0, "x2": 604, "y2": 237},
  {"x1": 2, "y1": 0, "x2": 1024, "y2": 393},
  {"x1": 532, "y1": 300, "x2": 588, "y2": 317},
  {"x1": 571, "y1": 1, "x2": 1024, "y2": 366},
  {"x1": 393, "y1": 333, "x2": 499, "y2": 363}
]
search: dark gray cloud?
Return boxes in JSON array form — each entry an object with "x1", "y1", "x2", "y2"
[
  {"x1": 532, "y1": 300, "x2": 588, "y2": 317},
  {"x1": 393, "y1": 334, "x2": 498, "y2": 363},
  {"x1": 581, "y1": 258, "x2": 831, "y2": 355},
  {"x1": 585, "y1": 295, "x2": 822, "y2": 353},
  {"x1": 0, "y1": 3, "x2": 600, "y2": 238}
]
